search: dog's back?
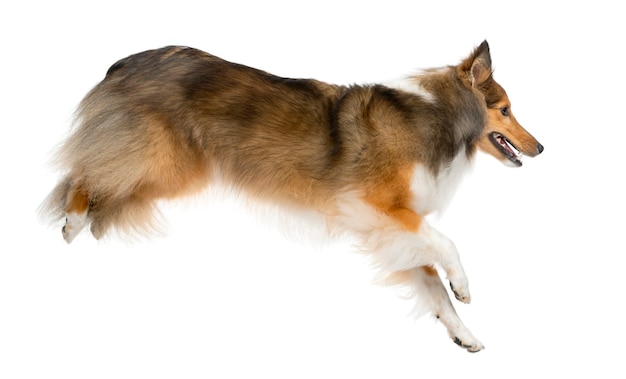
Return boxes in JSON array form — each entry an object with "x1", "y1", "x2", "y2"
[{"x1": 42, "y1": 47, "x2": 338, "y2": 239}]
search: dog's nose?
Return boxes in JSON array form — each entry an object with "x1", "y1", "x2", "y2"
[{"x1": 537, "y1": 143, "x2": 544, "y2": 155}]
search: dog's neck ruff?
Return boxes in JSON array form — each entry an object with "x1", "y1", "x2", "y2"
[
  {"x1": 384, "y1": 75, "x2": 436, "y2": 103},
  {"x1": 384, "y1": 74, "x2": 475, "y2": 216}
]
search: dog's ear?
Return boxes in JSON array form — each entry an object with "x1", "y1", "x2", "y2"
[{"x1": 459, "y1": 40, "x2": 492, "y2": 88}]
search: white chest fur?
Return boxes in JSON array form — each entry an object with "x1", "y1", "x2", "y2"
[{"x1": 409, "y1": 148, "x2": 473, "y2": 216}]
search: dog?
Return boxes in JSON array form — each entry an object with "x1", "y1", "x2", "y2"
[{"x1": 41, "y1": 41, "x2": 543, "y2": 352}]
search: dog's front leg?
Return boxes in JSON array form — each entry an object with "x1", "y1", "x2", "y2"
[
  {"x1": 371, "y1": 213, "x2": 472, "y2": 304},
  {"x1": 417, "y1": 221, "x2": 471, "y2": 304},
  {"x1": 381, "y1": 212, "x2": 484, "y2": 351},
  {"x1": 336, "y1": 198, "x2": 482, "y2": 351},
  {"x1": 367, "y1": 215, "x2": 484, "y2": 352},
  {"x1": 409, "y1": 266, "x2": 485, "y2": 352}
]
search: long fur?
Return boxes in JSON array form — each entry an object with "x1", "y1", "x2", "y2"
[{"x1": 40, "y1": 41, "x2": 543, "y2": 352}]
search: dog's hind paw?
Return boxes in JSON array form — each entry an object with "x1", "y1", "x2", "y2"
[{"x1": 62, "y1": 211, "x2": 88, "y2": 243}]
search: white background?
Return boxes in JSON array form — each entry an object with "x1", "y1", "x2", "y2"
[{"x1": 2, "y1": 1, "x2": 625, "y2": 378}]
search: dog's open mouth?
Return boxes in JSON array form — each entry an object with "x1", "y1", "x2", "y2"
[{"x1": 490, "y1": 132, "x2": 522, "y2": 166}]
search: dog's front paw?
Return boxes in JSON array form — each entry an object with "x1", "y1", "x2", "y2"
[
  {"x1": 448, "y1": 274, "x2": 471, "y2": 304},
  {"x1": 452, "y1": 332, "x2": 485, "y2": 353}
]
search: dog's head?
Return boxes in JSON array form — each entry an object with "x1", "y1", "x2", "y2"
[{"x1": 460, "y1": 41, "x2": 543, "y2": 166}]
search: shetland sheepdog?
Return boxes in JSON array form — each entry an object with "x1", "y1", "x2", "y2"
[{"x1": 41, "y1": 41, "x2": 543, "y2": 352}]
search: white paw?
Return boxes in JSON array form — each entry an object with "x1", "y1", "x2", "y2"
[
  {"x1": 448, "y1": 272, "x2": 471, "y2": 304},
  {"x1": 62, "y1": 211, "x2": 88, "y2": 243},
  {"x1": 452, "y1": 329, "x2": 485, "y2": 353}
]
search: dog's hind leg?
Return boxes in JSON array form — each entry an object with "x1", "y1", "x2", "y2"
[
  {"x1": 404, "y1": 266, "x2": 484, "y2": 352},
  {"x1": 62, "y1": 183, "x2": 90, "y2": 243}
]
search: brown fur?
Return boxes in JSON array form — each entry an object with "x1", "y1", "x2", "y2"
[{"x1": 41, "y1": 42, "x2": 541, "y2": 241}]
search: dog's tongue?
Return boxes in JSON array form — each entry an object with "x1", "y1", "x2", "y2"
[{"x1": 497, "y1": 134, "x2": 520, "y2": 159}]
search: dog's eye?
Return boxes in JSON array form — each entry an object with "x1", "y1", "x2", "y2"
[{"x1": 500, "y1": 106, "x2": 510, "y2": 117}]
